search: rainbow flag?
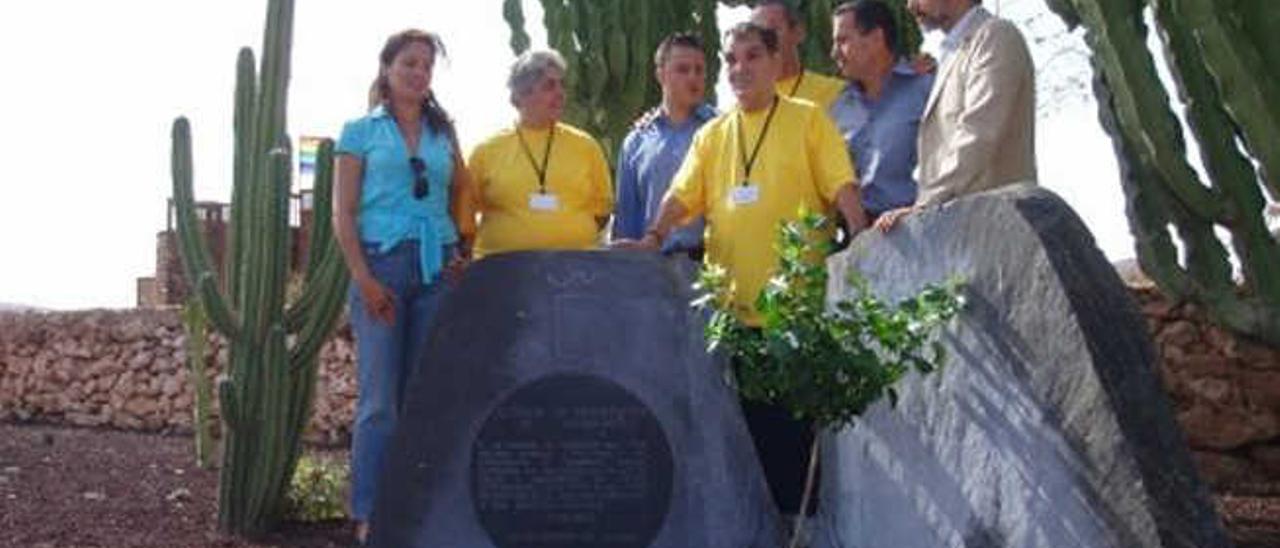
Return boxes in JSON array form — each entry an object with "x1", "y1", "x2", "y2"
[{"x1": 299, "y1": 136, "x2": 323, "y2": 175}]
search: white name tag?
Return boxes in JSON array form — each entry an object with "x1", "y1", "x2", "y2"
[
  {"x1": 529, "y1": 193, "x2": 561, "y2": 211},
  {"x1": 731, "y1": 184, "x2": 761, "y2": 206}
]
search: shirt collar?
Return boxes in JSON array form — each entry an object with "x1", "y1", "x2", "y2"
[
  {"x1": 891, "y1": 60, "x2": 918, "y2": 77},
  {"x1": 370, "y1": 103, "x2": 391, "y2": 119},
  {"x1": 841, "y1": 60, "x2": 919, "y2": 102},
  {"x1": 657, "y1": 103, "x2": 716, "y2": 129},
  {"x1": 942, "y1": 5, "x2": 987, "y2": 56}
]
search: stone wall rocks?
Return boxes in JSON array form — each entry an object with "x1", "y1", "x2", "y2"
[
  {"x1": 1135, "y1": 286, "x2": 1280, "y2": 491},
  {"x1": 0, "y1": 308, "x2": 355, "y2": 445},
  {"x1": 0, "y1": 278, "x2": 1277, "y2": 482}
]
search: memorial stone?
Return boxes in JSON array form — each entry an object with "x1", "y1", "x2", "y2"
[
  {"x1": 813, "y1": 185, "x2": 1230, "y2": 547},
  {"x1": 370, "y1": 251, "x2": 781, "y2": 548}
]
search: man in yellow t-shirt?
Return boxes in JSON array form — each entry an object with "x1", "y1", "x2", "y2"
[
  {"x1": 614, "y1": 22, "x2": 867, "y2": 518},
  {"x1": 752, "y1": 0, "x2": 847, "y2": 109},
  {"x1": 465, "y1": 50, "x2": 613, "y2": 258}
]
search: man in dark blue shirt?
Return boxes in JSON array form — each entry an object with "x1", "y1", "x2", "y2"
[
  {"x1": 829, "y1": 0, "x2": 935, "y2": 223},
  {"x1": 612, "y1": 33, "x2": 717, "y2": 260}
]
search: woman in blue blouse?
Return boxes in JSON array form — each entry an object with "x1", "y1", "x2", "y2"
[{"x1": 332, "y1": 29, "x2": 467, "y2": 543}]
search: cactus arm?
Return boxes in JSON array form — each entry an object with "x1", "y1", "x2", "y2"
[
  {"x1": 1153, "y1": 0, "x2": 1280, "y2": 305},
  {"x1": 195, "y1": 273, "x2": 242, "y2": 338},
  {"x1": 1237, "y1": 0, "x2": 1280, "y2": 89},
  {"x1": 229, "y1": 48, "x2": 256, "y2": 305},
  {"x1": 289, "y1": 251, "x2": 349, "y2": 371},
  {"x1": 1066, "y1": 0, "x2": 1225, "y2": 222},
  {"x1": 285, "y1": 152, "x2": 348, "y2": 334},
  {"x1": 1077, "y1": 2, "x2": 1233, "y2": 299},
  {"x1": 503, "y1": 0, "x2": 531, "y2": 54},
  {"x1": 1170, "y1": 0, "x2": 1280, "y2": 197},
  {"x1": 171, "y1": 117, "x2": 243, "y2": 338},
  {"x1": 302, "y1": 140, "x2": 337, "y2": 278},
  {"x1": 1044, "y1": 0, "x2": 1081, "y2": 30},
  {"x1": 1056, "y1": 0, "x2": 1280, "y2": 345}
]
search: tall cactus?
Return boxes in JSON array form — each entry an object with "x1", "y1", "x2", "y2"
[
  {"x1": 169, "y1": 0, "x2": 349, "y2": 535},
  {"x1": 501, "y1": 0, "x2": 918, "y2": 162},
  {"x1": 1046, "y1": 0, "x2": 1280, "y2": 345},
  {"x1": 502, "y1": 0, "x2": 721, "y2": 161}
]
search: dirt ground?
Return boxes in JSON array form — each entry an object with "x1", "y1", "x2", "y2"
[
  {"x1": 2, "y1": 421, "x2": 1279, "y2": 547},
  {"x1": 0, "y1": 423, "x2": 351, "y2": 548}
]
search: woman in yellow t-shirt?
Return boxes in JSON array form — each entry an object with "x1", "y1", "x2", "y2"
[{"x1": 460, "y1": 50, "x2": 614, "y2": 258}]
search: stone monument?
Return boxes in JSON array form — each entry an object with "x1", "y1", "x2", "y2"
[
  {"x1": 369, "y1": 251, "x2": 781, "y2": 547},
  {"x1": 813, "y1": 185, "x2": 1230, "y2": 547}
]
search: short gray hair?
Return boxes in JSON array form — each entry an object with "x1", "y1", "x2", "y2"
[{"x1": 507, "y1": 49, "x2": 567, "y2": 106}]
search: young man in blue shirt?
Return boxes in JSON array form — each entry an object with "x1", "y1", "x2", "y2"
[
  {"x1": 829, "y1": 0, "x2": 935, "y2": 223},
  {"x1": 612, "y1": 33, "x2": 717, "y2": 261}
]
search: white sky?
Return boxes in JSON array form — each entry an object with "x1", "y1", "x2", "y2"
[{"x1": 0, "y1": 0, "x2": 1131, "y2": 310}]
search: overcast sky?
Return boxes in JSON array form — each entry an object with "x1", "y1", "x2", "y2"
[{"x1": 0, "y1": 0, "x2": 1130, "y2": 310}]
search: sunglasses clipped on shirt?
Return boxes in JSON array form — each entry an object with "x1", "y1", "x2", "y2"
[{"x1": 409, "y1": 156, "x2": 430, "y2": 199}]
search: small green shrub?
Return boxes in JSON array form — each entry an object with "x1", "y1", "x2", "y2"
[
  {"x1": 285, "y1": 453, "x2": 348, "y2": 522},
  {"x1": 695, "y1": 211, "x2": 962, "y2": 547}
]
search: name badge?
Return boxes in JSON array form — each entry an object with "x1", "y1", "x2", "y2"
[
  {"x1": 731, "y1": 184, "x2": 761, "y2": 206},
  {"x1": 529, "y1": 192, "x2": 561, "y2": 211}
]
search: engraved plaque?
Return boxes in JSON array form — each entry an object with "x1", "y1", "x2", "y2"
[{"x1": 470, "y1": 373, "x2": 674, "y2": 548}]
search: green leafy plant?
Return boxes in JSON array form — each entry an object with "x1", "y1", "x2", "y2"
[
  {"x1": 285, "y1": 453, "x2": 349, "y2": 522},
  {"x1": 696, "y1": 212, "x2": 962, "y2": 547}
]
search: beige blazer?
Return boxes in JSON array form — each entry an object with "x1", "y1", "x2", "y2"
[{"x1": 917, "y1": 8, "x2": 1037, "y2": 207}]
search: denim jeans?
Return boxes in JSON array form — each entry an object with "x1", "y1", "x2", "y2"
[{"x1": 348, "y1": 240, "x2": 450, "y2": 521}]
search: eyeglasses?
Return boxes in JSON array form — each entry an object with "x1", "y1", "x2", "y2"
[{"x1": 409, "y1": 156, "x2": 429, "y2": 199}]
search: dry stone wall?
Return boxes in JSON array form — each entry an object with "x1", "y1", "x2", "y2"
[
  {"x1": 0, "y1": 308, "x2": 356, "y2": 446},
  {"x1": 1133, "y1": 286, "x2": 1280, "y2": 493},
  {"x1": 2, "y1": 288, "x2": 1279, "y2": 489}
]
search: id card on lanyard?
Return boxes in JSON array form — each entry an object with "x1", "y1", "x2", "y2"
[
  {"x1": 732, "y1": 97, "x2": 779, "y2": 208},
  {"x1": 517, "y1": 124, "x2": 560, "y2": 212},
  {"x1": 732, "y1": 184, "x2": 761, "y2": 206},
  {"x1": 529, "y1": 192, "x2": 561, "y2": 211}
]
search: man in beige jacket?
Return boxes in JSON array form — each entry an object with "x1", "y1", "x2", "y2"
[{"x1": 876, "y1": 0, "x2": 1035, "y2": 231}]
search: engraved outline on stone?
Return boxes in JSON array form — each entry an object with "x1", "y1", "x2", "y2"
[{"x1": 546, "y1": 262, "x2": 598, "y2": 289}]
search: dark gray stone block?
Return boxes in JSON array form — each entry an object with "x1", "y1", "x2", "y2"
[
  {"x1": 370, "y1": 251, "x2": 781, "y2": 548},
  {"x1": 814, "y1": 185, "x2": 1230, "y2": 548}
]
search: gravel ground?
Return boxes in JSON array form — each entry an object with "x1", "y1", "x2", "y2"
[{"x1": 1, "y1": 421, "x2": 1277, "y2": 547}]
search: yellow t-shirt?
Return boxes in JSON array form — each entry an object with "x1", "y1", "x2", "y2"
[
  {"x1": 776, "y1": 70, "x2": 846, "y2": 110},
  {"x1": 467, "y1": 122, "x2": 613, "y2": 257},
  {"x1": 668, "y1": 96, "x2": 855, "y2": 325}
]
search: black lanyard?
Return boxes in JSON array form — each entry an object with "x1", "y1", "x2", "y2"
[
  {"x1": 736, "y1": 96, "x2": 780, "y2": 185},
  {"x1": 516, "y1": 125, "x2": 556, "y2": 194},
  {"x1": 787, "y1": 71, "x2": 805, "y2": 97}
]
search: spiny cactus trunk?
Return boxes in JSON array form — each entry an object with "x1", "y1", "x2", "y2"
[
  {"x1": 170, "y1": 0, "x2": 348, "y2": 536},
  {"x1": 1047, "y1": 0, "x2": 1280, "y2": 346}
]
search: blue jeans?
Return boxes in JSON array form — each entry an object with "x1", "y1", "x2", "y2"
[{"x1": 348, "y1": 240, "x2": 450, "y2": 521}]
